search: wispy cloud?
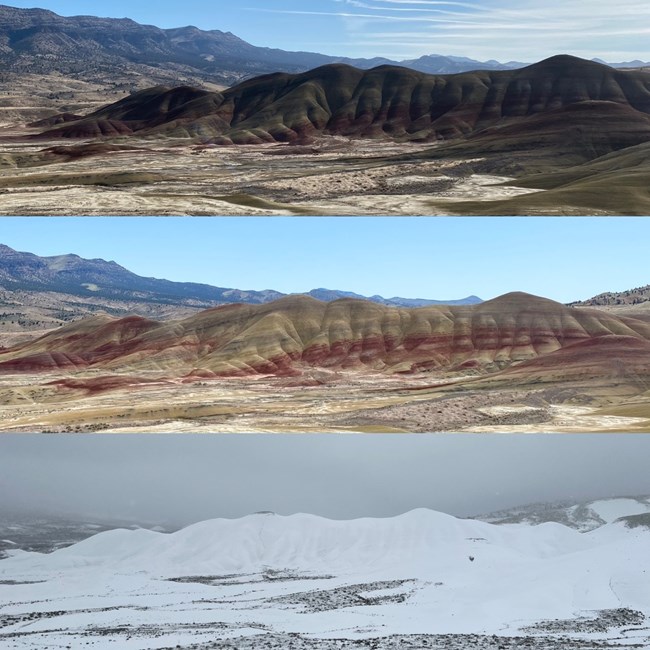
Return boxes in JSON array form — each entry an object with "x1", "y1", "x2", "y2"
[
  {"x1": 341, "y1": 0, "x2": 487, "y2": 13},
  {"x1": 247, "y1": 0, "x2": 650, "y2": 61},
  {"x1": 247, "y1": 8, "x2": 484, "y2": 25},
  {"x1": 344, "y1": 0, "x2": 486, "y2": 8}
]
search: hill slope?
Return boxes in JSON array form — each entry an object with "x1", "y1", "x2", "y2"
[
  {"x1": 430, "y1": 139, "x2": 650, "y2": 215},
  {"x1": 484, "y1": 335, "x2": 650, "y2": 388},
  {"x1": 43, "y1": 56, "x2": 650, "y2": 155},
  {"x1": 571, "y1": 282, "x2": 650, "y2": 309},
  {"x1": 478, "y1": 496, "x2": 650, "y2": 532},
  {"x1": 1, "y1": 292, "x2": 649, "y2": 378},
  {"x1": 1, "y1": 509, "x2": 649, "y2": 647}
]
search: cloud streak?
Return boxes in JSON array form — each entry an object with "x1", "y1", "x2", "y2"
[
  {"x1": 271, "y1": 0, "x2": 650, "y2": 61},
  {"x1": 248, "y1": 9, "x2": 484, "y2": 25}
]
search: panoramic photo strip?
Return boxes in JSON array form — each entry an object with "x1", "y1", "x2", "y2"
[
  {"x1": 2, "y1": 434, "x2": 650, "y2": 649},
  {"x1": 0, "y1": 0, "x2": 649, "y2": 215},
  {"x1": 1, "y1": 217, "x2": 649, "y2": 434}
]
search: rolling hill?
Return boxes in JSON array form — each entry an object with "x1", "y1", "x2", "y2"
[
  {"x1": 1, "y1": 508, "x2": 649, "y2": 647},
  {"x1": 1, "y1": 292, "x2": 649, "y2": 381},
  {"x1": 571, "y1": 283, "x2": 650, "y2": 309},
  {"x1": 429, "y1": 139, "x2": 650, "y2": 215},
  {"x1": 39, "y1": 56, "x2": 650, "y2": 181},
  {"x1": 478, "y1": 496, "x2": 650, "y2": 532},
  {"x1": 486, "y1": 335, "x2": 650, "y2": 388},
  {"x1": 562, "y1": 283, "x2": 650, "y2": 324}
]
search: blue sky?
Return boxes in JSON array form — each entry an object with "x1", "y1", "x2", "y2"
[
  {"x1": 5, "y1": 0, "x2": 650, "y2": 62},
  {"x1": 1, "y1": 217, "x2": 647, "y2": 303}
]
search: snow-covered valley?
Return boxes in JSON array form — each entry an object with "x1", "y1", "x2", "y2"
[{"x1": 1, "y1": 503, "x2": 650, "y2": 649}]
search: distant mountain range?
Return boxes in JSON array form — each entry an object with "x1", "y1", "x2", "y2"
[
  {"x1": 0, "y1": 4, "x2": 517, "y2": 86},
  {"x1": 0, "y1": 4, "x2": 646, "y2": 89},
  {"x1": 0, "y1": 243, "x2": 481, "y2": 335},
  {"x1": 0, "y1": 243, "x2": 285, "y2": 307}
]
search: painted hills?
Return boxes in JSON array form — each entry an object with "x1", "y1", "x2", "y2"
[
  {"x1": 1, "y1": 292, "x2": 649, "y2": 385},
  {"x1": 4, "y1": 50, "x2": 650, "y2": 215},
  {"x1": 38, "y1": 56, "x2": 650, "y2": 156}
]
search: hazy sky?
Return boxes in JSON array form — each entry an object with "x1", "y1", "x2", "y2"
[
  {"x1": 2, "y1": 217, "x2": 648, "y2": 303},
  {"x1": 5, "y1": 0, "x2": 650, "y2": 62},
  {"x1": 1, "y1": 435, "x2": 649, "y2": 525}
]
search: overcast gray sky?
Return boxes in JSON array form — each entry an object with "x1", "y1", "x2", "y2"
[{"x1": 1, "y1": 435, "x2": 649, "y2": 526}]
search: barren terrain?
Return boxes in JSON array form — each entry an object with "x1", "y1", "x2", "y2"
[
  {"x1": 0, "y1": 133, "x2": 540, "y2": 216},
  {"x1": 1, "y1": 369, "x2": 648, "y2": 434},
  {"x1": 0, "y1": 75, "x2": 126, "y2": 130},
  {"x1": 1, "y1": 293, "x2": 650, "y2": 433}
]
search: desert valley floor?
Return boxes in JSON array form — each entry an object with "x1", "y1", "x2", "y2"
[
  {"x1": 0, "y1": 135, "x2": 541, "y2": 217},
  {"x1": 1, "y1": 371, "x2": 649, "y2": 434}
]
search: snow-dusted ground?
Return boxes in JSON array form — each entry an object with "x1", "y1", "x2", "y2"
[
  {"x1": 589, "y1": 498, "x2": 650, "y2": 524},
  {"x1": 1, "y1": 506, "x2": 650, "y2": 649},
  {"x1": 478, "y1": 496, "x2": 650, "y2": 532}
]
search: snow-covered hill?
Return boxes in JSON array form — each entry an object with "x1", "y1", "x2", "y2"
[
  {"x1": 477, "y1": 496, "x2": 650, "y2": 532},
  {"x1": 0, "y1": 508, "x2": 649, "y2": 649}
]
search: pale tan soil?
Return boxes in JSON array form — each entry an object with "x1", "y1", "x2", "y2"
[
  {"x1": 575, "y1": 304, "x2": 650, "y2": 322},
  {"x1": 0, "y1": 371, "x2": 431, "y2": 433},
  {"x1": 0, "y1": 73, "x2": 227, "y2": 129},
  {"x1": 0, "y1": 369, "x2": 647, "y2": 433},
  {"x1": 358, "y1": 382, "x2": 650, "y2": 433},
  {"x1": 0, "y1": 331, "x2": 48, "y2": 348},
  {"x1": 0, "y1": 287, "x2": 208, "y2": 336},
  {"x1": 0, "y1": 74, "x2": 128, "y2": 128},
  {"x1": 469, "y1": 405, "x2": 650, "y2": 433},
  {"x1": 0, "y1": 135, "x2": 541, "y2": 216}
]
